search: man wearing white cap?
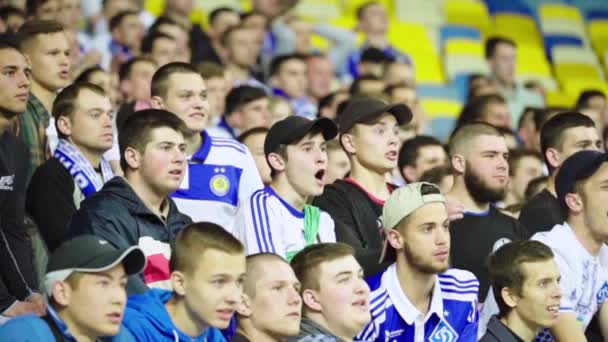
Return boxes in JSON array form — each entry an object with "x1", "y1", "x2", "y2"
[
  {"x1": 0, "y1": 234, "x2": 146, "y2": 341},
  {"x1": 356, "y1": 182, "x2": 479, "y2": 341}
]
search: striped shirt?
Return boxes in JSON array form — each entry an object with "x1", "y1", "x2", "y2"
[
  {"x1": 172, "y1": 131, "x2": 263, "y2": 233},
  {"x1": 357, "y1": 264, "x2": 479, "y2": 342},
  {"x1": 233, "y1": 186, "x2": 335, "y2": 257}
]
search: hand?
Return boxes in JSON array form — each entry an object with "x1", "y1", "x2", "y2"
[
  {"x1": 26, "y1": 293, "x2": 47, "y2": 316},
  {"x1": 81, "y1": 50, "x2": 103, "y2": 68},
  {"x1": 446, "y1": 198, "x2": 465, "y2": 221},
  {"x1": 3, "y1": 301, "x2": 41, "y2": 317}
]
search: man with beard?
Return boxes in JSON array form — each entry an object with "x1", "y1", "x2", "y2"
[
  {"x1": 357, "y1": 183, "x2": 479, "y2": 341},
  {"x1": 446, "y1": 123, "x2": 529, "y2": 302}
]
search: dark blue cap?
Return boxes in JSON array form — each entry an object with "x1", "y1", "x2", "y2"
[{"x1": 556, "y1": 150, "x2": 608, "y2": 209}]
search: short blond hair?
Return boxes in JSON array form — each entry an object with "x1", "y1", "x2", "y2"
[{"x1": 170, "y1": 222, "x2": 244, "y2": 275}]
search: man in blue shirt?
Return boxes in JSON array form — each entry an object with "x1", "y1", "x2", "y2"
[
  {"x1": 0, "y1": 234, "x2": 146, "y2": 341},
  {"x1": 357, "y1": 182, "x2": 479, "y2": 341}
]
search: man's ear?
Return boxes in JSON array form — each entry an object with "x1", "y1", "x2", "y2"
[
  {"x1": 56, "y1": 115, "x2": 72, "y2": 138},
  {"x1": 501, "y1": 287, "x2": 519, "y2": 309},
  {"x1": 302, "y1": 289, "x2": 322, "y2": 312},
  {"x1": 236, "y1": 293, "x2": 252, "y2": 317},
  {"x1": 341, "y1": 133, "x2": 356, "y2": 155},
  {"x1": 451, "y1": 153, "x2": 466, "y2": 174},
  {"x1": 52, "y1": 281, "x2": 72, "y2": 307},
  {"x1": 124, "y1": 147, "x2": 142, "y2": 170},
  {"x1": 150, "y1": 96, "x2": 163, "y2": 109},
  {"x1": 267, "y1": 152, "x2": 286, "y2": 173},
  {"x1": 564, "y1": 192, "x2": 583, "y2": 213},
  {"x1": 545, "y1": 147, "x2": 561, "y2": 170},
  {"x1": 171, "y1": 271, "x2": 187, "y2": 296}
]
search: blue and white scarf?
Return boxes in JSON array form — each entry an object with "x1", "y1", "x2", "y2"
[{"x1": 53, "y1": 139, "x2": 114, "y2": 197}]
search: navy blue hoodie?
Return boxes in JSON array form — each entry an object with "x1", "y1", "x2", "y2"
[
  {"x1": 67, "y1": 177, "x2": 192, "y2": 293},
  {"x1": 124, "y1": 289, "x2": 226, "y2": 342}
]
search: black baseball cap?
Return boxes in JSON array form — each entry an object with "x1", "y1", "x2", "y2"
[
  {"x1": 44, "y1": 235, "x2": 147, "y2": 296},
  {"x1": 337, "y1": 97, "x2": 412, "y2": 135},
  {"x1": 556, "y1": 150, "x2": 608, "y2": 209},
  {"x1": 264, "y1": 116, "x2": 338, "y2": 156}
]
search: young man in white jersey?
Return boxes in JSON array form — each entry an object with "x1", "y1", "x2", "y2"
[
  {"x1": 150, "y1": 62, "x2": 263, "y2": 232},
  {"x1": 530, "y1": 150, "x2": 608, "y2": 341},
  {"x1": 357, "y1": 182, "x2": 479, "y2": 341},
  {"x1": 234, "y1": 116, "x2": 337, "y2": 260}
]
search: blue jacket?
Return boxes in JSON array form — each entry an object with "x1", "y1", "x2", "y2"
[
  {"x1": 0, "y1": 306, "x2": 134, "y2": 341},
  {"x1": 124, "y1": 289, "x2": 226, "y2": 342}
]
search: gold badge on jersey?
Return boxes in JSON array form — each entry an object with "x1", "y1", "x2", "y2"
[{"x1": 210, "y1": 173, "x2": 230, "y2": 196}]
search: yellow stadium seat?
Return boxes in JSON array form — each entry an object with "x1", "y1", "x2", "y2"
[
  {"x1": 539, "y1": 4, "x2": 583, "y2": 24},
  {"x1": 589, "y1": 21, "x2": 608, "y2": 58},
  {"x1": 490, "y1": 14, "x2": 543, "y2": 47},
  {"x1": 545, "y1": 90, "x2": 576, "y2": 108},
  {"x1": 445, "y1": 0, "x2": 491, "y2": 36},
  {"x1": 554, "y1": 63, "x2": 603, "y2": 86},
  {"x1": 387, "y1": 21, "x2": 445, "y2": 84},
  {"x1": 444, "y1": 39, "x2": 484, "y2": 57},
  {"x1": 420, "y1": 98, "x2": 463, "y2": 119},
  {"x1": 516, "y1": 44, "x2": 553, "y2": 77},
  {"x1": 562, "y1": 79, "x2": 608, "y2": 99},
  {"x1": 145, "y1": 0, "x2": 165, "y2": 17}
]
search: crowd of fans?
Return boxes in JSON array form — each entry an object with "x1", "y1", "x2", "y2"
[{"x1": 0, "y1": 0, "x2": 607, "y2": 341}]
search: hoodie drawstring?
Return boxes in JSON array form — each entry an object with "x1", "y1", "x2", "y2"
[{"x1": 173, "y1": 329, "x2": 179, "y2": 342}]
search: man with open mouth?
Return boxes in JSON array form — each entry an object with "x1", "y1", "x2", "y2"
[
  {"x1": 234, "y1": 115, "x2": 338, "y2": 261},
  {"x1": 482, "y1": 240, "x2": 561, "y2": 342}
]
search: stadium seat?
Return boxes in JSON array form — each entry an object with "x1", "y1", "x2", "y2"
[
  {"x1": 417, "y1": 84, "x2": 462, "y2": 102},
  {"x1": 588, "y1": 21, "x2": 608, "y2": 57},
  {"x1": 342, "y1": 0, "x2": 394, "y2": 18},
  {"x1": 545, "y1": 90, "x2": 576, "y2": 108},
  {"x1": 551, "y1": 46, "x2": 600, "y2": 66},
  {"x1": 440, "y1": 26, "x2": 482, "y2": 48},
  {"x1": 445, "y1": 0, "x2": 491, "y2": 36},
  {"x1": 485, "y1": 0, "x2": 534, "y2": 17},
  {"x1": 444, "y1": 39, "x2": 484, "y2": 57},
  {"x1": 420, "y1": 98, "x2": 463, "y2": 119},
  {"x1": 538, "y1": 3, "x2": 584, "y2": 24},
  {"x1": 388, "y1": 21, "x2": 445, "y2": 84},
  {"x1": 554, "y1": 63, "x2": 604, "y2": 85},
  {"x1": 489, "y1": 14, "x2": 543, "y2": 47},
  {"x1": 429, "y1": 117, "x2": 458, "y2": 143},
  {"x1": 395, "y1": 0, "x2": 443, "y2": 27},
  {"x1": 444, "y1": 55, "x2": 489, "y2": 82},
  {"x1": 586, "y1": 9, "x2": 608, "y2": 22},
  {"x1": 543, "y1": 34, "x2": 585, "y2": 61}
]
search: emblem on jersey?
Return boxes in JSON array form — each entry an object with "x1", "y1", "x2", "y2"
[
  {"x1": 429, "y1": 320, "x2": 458, "y2": 342},
  {"x1": 597, "y1": 282, "x2": 608, "y2": 304},
  {"x1": 210, "y1": 174, "x2": 230, "y2": 196}
]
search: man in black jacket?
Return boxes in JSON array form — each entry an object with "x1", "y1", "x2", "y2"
[
  {"x1": 313, "y1": 98, "x2": 411, "y2": 276},
  {"x1": 67, "y1": 109, "x2": 192, "y2": 293},
  {"x1": 27, "y1": 82, "x2": 115, "y2": 252},
  {"x1": 0, "y1": 37, "x2": 45, "y2": 319}
]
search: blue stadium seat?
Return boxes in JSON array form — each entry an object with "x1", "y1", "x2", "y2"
[
  {"x1": 429, "y1": 117, "x2": 457, "y2": 143},
  {"x1": 440, "y1": 26, "x2": 482, "y2": 48},
  {"x1": 417, "y1": 84, "x2": 462, "y2": 102},
  {"x1": 586, "y1": 9, "x2": 608, "y2": 22},
  {"x1": 484, "y1": 0, "x2": 534, "y2": 17},
  {"x1": 544, "y1": 34, "x2": 584, "y2": 61}
]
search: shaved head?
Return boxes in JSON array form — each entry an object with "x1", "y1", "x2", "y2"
[
  {"x1": 244, "y1": 253, "x2": 290, "y2": 297},
  {"x1": 449, "y1": 122, "x2": 503, "y2": 157}
]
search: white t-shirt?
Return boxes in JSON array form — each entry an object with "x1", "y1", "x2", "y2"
[
  {"x1": 532, "y1": 222, "x2": 608, "y2": 340},
  {"x1": 234, "y1": 186, "x2": 336, "y2": 258},
  {"x1": 172, "y1": 132, "x2": 263, "y2": 233}
]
